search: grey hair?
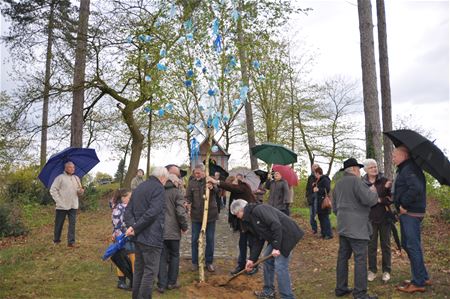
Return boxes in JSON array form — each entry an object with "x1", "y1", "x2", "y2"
[
  {"x1": 363, "y1": 159, "x2": 377, "y2": 171},
  {"x1": 64, "y1": 161, "x2": 74, "y2": 167},
  {"x1": 167, "y1": 173, "x2": 181, "y2": 186},
  {"x1": 230, "y1": 199, "x2": 248, "y2": 215},
  {"x1": 344, "y1": 167, "x2": 354, "y2": 174},
  {"x1": 152, "y1": 166, "x2": 169, "y2": 179},
  {"x1": 194, "y1": 164, "x2": 205, "y2": 171}
]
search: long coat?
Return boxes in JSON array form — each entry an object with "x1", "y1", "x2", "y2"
[
  {"x1": 124, "y1": 176, "x2": 165, "y2": 248},
  {"x1": 219, "y1": 180, "x2": 256, "y2": 231},
  {"x1": 164, "y1": 180, "x2": 188, "y2": 240},
  {"x1": 243, "y1": 203, "x2": 304, "y2": 261},
  {"x1": 332, "y1": 172, "x2": 378, "y2": 240},
  {"x1": 314, "y1": 175, "x2": 331, "y2": 214},
  {"x1": 265, "y1": 179, "x2": 290, "y2": 212}
]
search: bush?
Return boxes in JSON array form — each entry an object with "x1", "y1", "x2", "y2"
[
  {"x1": 425, "y1": 173, "x2": 450, "y2": 222},
  {"x1": 1, "y1": 165, "x2": 51, "y2": 205},
  {"x1": 78, "y1": 184, "x2": 100, "y2": 211},
  {"x1": 0, "y1": 202, "x2": 28, "y2": 238}
]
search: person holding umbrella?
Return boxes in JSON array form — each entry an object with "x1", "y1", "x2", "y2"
[
  {"x1": 265, "y1": 171, "x2": 290, "y2": 216},
  {"x1": 362, "y1": 159, "x2": 393, "y2": 283},
  {"x1": 50, "y1": 161, "x2": 84, "y2": 247},
  {"x1": 392, "y1": 146, "x2": 431, "y2": 293}
]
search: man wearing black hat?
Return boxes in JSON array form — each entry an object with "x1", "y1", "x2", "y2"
[{"x1": 332, "y1": 158, "x2": 379, "y2": 299}]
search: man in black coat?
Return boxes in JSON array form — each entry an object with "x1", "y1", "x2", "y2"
[
  {"x1": 125, "y1": 167, "x2": 169, "y2": 299},
  {"x1": 230, "y1": 200, "x2": 304, "y2": 299}
]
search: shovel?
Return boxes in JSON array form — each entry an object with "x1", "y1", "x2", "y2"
[{"x1": 219, "y1": 254, "x2": 274, "y2": 287}]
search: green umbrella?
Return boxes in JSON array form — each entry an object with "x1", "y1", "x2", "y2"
[{"x1": 250, "y1": 143, "x2": 297, "y2": 165}]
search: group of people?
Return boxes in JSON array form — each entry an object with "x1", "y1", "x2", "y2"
[{"x1": 48, "y1": 143, "x2": 430, "y2": 299}]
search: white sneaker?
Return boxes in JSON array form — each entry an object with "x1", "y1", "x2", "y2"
[
  {"x1": 382, "y1": 272, "x2": 391, "y2": 282},
  {"x1": 368, "y1": 271, "x2": 377, "y2": 282}
]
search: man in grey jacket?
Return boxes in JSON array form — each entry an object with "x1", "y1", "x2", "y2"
[
  {"x1": 332, "y1": 158, "x2": 378, "y2": 299},
  {"x1": 265, "y1": 171, "x2": 290, "y2": 215}
]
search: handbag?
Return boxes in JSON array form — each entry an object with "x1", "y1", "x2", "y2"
[{"x1": 321, "y1": 192, "x2": 332, "y2": 210}]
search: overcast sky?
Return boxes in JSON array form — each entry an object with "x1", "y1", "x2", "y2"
[{"x1": 1, "y1": 0, "x2": 448, "y2": 175}]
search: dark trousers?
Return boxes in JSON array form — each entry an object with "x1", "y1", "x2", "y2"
[
  {"x1": 399, "y1": 214, "x2": 429, "y2": 287},
  {"x1": 336, "y1": 236, "x2": 369, "y2": 299},
  {"x1": 53, "y1": 209, "x2": 77, "y2": 244},
  {"x1": 133, "y1": 242, "x2": 162, "y2": 299},
  {"x1": 368, "y1": 221, "x2": 391, "y2": 273},
  {"x1": 157, "y1": 240, "x2": 180, "y2": 289},
  {"x1": 191, "y1": 221, "x2": 215, "y2": 265},
  {"x1": 318, "y1": 212, "x2": 333, "y2": 238},
  {"x1": 237, "y1": 231, "x2": 254, "y2": 268},
  {"x1": 309, "y1": 200, "x2": 318, "y2": 233}
]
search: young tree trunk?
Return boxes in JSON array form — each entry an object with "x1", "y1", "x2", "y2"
[
  {"x1": 198, "y1": 128, "x2": 213, "y2": 282},
  {"x1": 357, "y1": 0, "x2": 383, "y2": 165},
  {"x1": 237, "y1": 0, "x2": 258, "y2": 170},
  {"x1": 70, "y1": 0, "x2": 90, "y2": 147},
  {"x1": 146, "y1": 98, "x2": 153, "y2": 179},
  {"x1": 40, "y1": 0, "x2": 56, "y2": 167},
  {"x1": 376, "y1": 0, "x2": 393, "y2": 178}
]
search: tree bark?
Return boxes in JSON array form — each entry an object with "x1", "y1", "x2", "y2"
[
  {"x1": 40, "y1": 0, "x2": 56, "y2": 167},
  {"x1": 357, "y1": 0, "x2": 383, "y2": 165},
  {"x1": 70, "y1": 0, "x2": 90, "y2": 147},
  {"x1": 376, "y1": 0, "x2": 393, "y2": 178},
  {"x1": 236, "y1": 0, "x2": 258, "y2": 170},
  {"x1": 198, "y1": 127, "x2": 213, "y2": 282},
  {"x1": 146, "y1": 98, "x2": 153, "y2": 179}
]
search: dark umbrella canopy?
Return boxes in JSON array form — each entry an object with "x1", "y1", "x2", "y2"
[
  {"x1": 250, "y1": 143, "x2": 297, "y2": 165},
  {"x1": 204, "y1": 159, "x2": 229, "y2": 180},
  {"x1": 38, "y1": 147, "x2": 100, "y2": 188},
  {"x1": 384, "y1": 129, "x2": 450, "y2": 186},
  {"x1": 254, "y1": 169, "x2": 268, "y2": 183}
]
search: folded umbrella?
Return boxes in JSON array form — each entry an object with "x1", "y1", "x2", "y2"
[
  {"x1": 102, "y1": 233, "x2": 128, "y2": 261},
  {"x1": 38, "y1": 147, "x2": 100, "y2": 188},
  {"x1": 229, "y1": 167, "x2": 261, "y2": 192},
  {"x1": 251, "y1": 143, "x2": 297, "y2": 165},
  {"x1": 111, "y1": 249, "x2": 133, "y2": 282},
  {"x1": 272, "y1": 164, "x2": 299, "y2": 187},
  {"x1": 384, "y1": 129, "x2": 450, "y2": 186}
]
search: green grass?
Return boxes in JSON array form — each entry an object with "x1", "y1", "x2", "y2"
[{"x1": 292, "y1": 207, "x2": 337, "y2": 229}]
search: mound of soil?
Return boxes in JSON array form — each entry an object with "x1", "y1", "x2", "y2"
[{"x1": 184, "y1": 274, "x2": 263, "y2": 299}]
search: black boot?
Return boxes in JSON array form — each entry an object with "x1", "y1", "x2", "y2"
[{"x1": 117, "y1": 277, "x2": 129, "y2": 290}]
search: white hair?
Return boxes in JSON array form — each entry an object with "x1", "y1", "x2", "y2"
[
  {"x1": 152, "y1": 166, "x2": 169, "y2": 179},
  {"x1": 363, "y1": 159, "x2": 377, "y2": 171},
  {"x1": 230, "y1": 199, "x2": 248, "y2": 215},
  {"x1": 194, "y1": 164, "x2": 205, "y2": 171},
  {"x1": 344, "y1": 167, "x2": 354, "y2": 174},
  {"x1": 167, "y1": 173, "x2": 181, "y2": 186}
]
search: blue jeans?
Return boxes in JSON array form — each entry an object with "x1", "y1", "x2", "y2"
[
  {"x1": 158, "y1": 240, "x2": 180, "y2": 289},
  {"x1": 318, "y1": 213, "x2": 333, "y2": 238},
  {"x1": 262, "y1": 244, "x2": 295, "y2": 299},
  {"x1": 191, "y1": 221, "x2": 215, "y2": 265},
  {"x1": 309, "y1": 198, "x2": 318, "y2": 233},
  {"x1": 399, "y1": 214, "x2": 429, "y2": 287}
]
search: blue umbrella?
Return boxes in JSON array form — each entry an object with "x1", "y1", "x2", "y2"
[
  {"x1": 102, "y1": 233, "x2": 128, "y2": 261},
  {"x1": 38, "y1": 147, "x2": 100, "y2": 188}
]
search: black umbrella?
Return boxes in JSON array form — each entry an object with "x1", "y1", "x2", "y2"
[
  {"x1": 254, "y1": 169, "x2": 268, "y2": 183},
  {"x1": 111, "y1": 248, "x2": 133, "y2": 283},
  {"x1": 203, "y1": 159, "x2": 229, "y2": 180},
  {"x1": 384, "y1": 129, "x2": 450, "y2": 186}
]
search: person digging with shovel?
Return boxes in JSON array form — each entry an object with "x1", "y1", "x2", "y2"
[{"x1": 230, "y1": 199, "x2": 304, "y2": 299}]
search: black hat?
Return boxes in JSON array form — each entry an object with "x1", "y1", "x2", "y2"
[
  {"x1": 340, "y1": 158, "x2": 364, "y2": 171},
  {"x1": 165, "y1": 164, "x2": 188, "y2": 178}
]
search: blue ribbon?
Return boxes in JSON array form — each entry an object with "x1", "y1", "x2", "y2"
[{"x1": 190, "y1": 138, "x2": 200, "y2": 162}]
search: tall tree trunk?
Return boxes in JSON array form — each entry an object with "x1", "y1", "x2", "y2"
[
  {"x1": 70, "y1": 0, "x2": 90, "y2": 147},
  {"x1": 376, "y1": 0, "x2": 393, "y2": 178},
  {"x1": 146, "y1": 106, "x2": 153, "y2": 179},
  {"x1": 236, "y1": 0, "x2": 258, "y2": 170},
  {"x1": 120, "y1": 136, "x2": 132, "y2": 187},
  {"x1": 40, "y1": 0, "x2": 56, "y2": 167},
  {"x1": 357, "y1": 0, "x2": 383, "y2": 165},
  {"x1": 122, "y1": 107, "x2": 145, "y2": 188}
]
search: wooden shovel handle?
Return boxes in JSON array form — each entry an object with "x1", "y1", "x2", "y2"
[{"x1": 222, "y1": 254, "x2": 274, "y2": 285}]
